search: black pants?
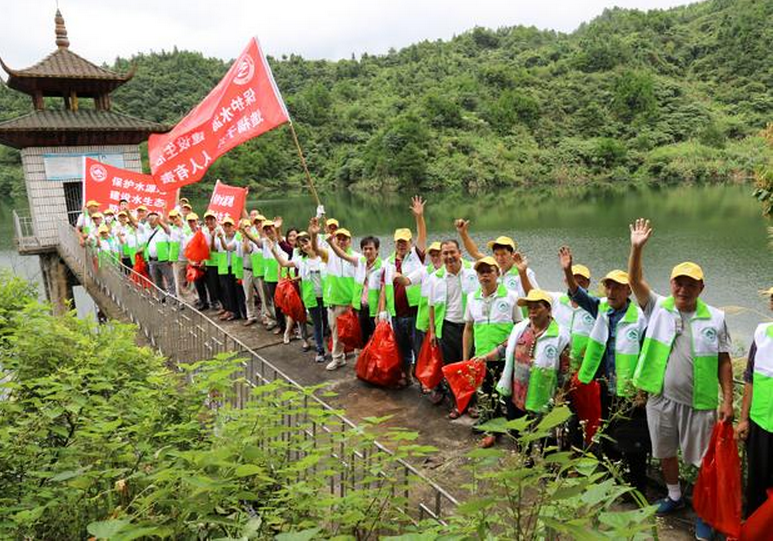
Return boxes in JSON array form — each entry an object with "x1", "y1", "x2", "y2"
[
  {"x1": 358, "y1": 305, "x2": 376, "y2": 345},
  {"x1": 599, "y1": 384, "x2": 650, "y2": 494},
  {"x1": 746, "y1": 418, "x2": 773, "y2": 518},
  {"x1": 437, "y1": 320, "x2": 465, "y2": 396},
  {"x1": 194, "y1": 273, "x2": 210, "y2": 307},
  {"x1": 205, "y1": 265, "x2": 221, "y2": 308},
  {"x1": 264, "y1": 280, "x2": 285, "y2": 331},
  {"x1": 218, "y1": 269, "x2": 245, "y2": 319}
]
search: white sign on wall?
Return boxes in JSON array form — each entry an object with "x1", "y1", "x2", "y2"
[{"x1": 43, "y1": 152, "x2": 125, "y2": 181}]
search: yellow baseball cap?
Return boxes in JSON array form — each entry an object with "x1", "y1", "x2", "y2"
[
  {"x1": 136, "y1": 205, "x2": 148, "y2": 212},
  {"x1": 571, "y1": 264, "x2": 591, "y2": 280},
  {"x1": 222, "y1": 216, "x2": 235, "y2": 226},
  {"x1": 517, "y1": 289, "x2": 553, "y2": 307},
  {"x1": 261, "y1": 220, "x2": 275, "y2": 228},
  {"x1": 186, "y1": 212, "x2": 199, "y2": 221},
  {"x1": 98, "y1": 225, "x2": 109, "y2": 234},
  {"x1": 146, "y1": 209, "x2": 159, "y2": 216},
  {"x1": 253, "y1": 214, "x2": 267, "y2": 222},
  {"x1": 179, "y1": 197, "x2": 189, "y2": 204},
  {"x1": 103, "y1": 208, "x2": 114, "y2": 215},
  {"x1": 326, "y1": 218, "x2": 339, "y2": 227},
  {"x1": 86, "y1": 200, "x2": 100, "y2": 208},
  {"x1": 763, "y1": 286, "x2": 773, "y2": 296},
  {"x1": 181, "y1": 202, "x2": 192, "y2": 209},
  {"x1": 671, "y1": 262, "x2": 704, "y2": 282},
  {"x1": 168, "y1": 209, "x2": 180, "y2": 217},
  {"x1": 117, "y1": 210, "x2": 127, "y2": 217},
  {"x1": 487, "y1": 236, "x2": 517, "y2": 251},
  {"x1": 335, "y1": 228, "x2": 352, "y2": 239},
  {"x1": 601, "y1": 270, "x2": 629, "y2": 286},
  {"x1": 394, "y1": 228, "x2": 412, "y2": 242},
  {"x1": 240, "y1": 219, "x2": 252, "y2": 228},
  {"x1": 428, "y1": 241, "x2": 442, "y2": 253},
  {"x1": 474, "y1": 256, "x2": 499, "y2": 272},
  {"x1": 91, "y1": 212, "x2": 103, "y2": 219},
  {"x1": 297, "y1": 231, "x2": 310, "y2": 240},
  {"x1": 203, "y1": 210, "x2": 217, "y2": 219}
]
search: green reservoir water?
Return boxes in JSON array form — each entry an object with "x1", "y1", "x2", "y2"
[{"x1": 2, "y1": 184, "x2": 770, "y2": 349}]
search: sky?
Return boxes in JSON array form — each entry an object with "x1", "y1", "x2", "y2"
[{"x1": 0, "y1": 0, "x2": 699, "y2": 70}]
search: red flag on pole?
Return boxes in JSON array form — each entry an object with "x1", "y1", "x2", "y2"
[
  {"x1": 82, "y1": 157, "x2": 176, "y2": 214},
  {"x1": 148, "y1": 37, "x2": 290, "y2": 191},
  {"x1": 206, "y1": 180, "x2": 247, "y2": 223}
]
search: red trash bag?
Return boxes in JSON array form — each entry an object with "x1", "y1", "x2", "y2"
[
  {"x1": 186, "y1": 264, "x2": 205, "y2": 283},
  {"x1": 568, "y1": 373, "x2": 601, "y2": 445},
  {"x1": 416, "y1": 338, "x2": 444, "y2": 390},
  {"x1": 693, "y1": 420, "x2": 742, "y2": 538},
  {"x1": 442, "y1": 360, "x2": 486, "y2": 413},
  {"x1": 273, "y1": 279, "x2": 307, "y2": 323},
  {"x1": 336, "y1": 308, "x2": 362, "y2": 350},
  {"x1": 355, "y1": 321, "x2": 403, "y2": 387},
  {"x1": 131, "y1": 253, "x2": 152, "y2": 289},
  {"x1": 742, "y1": 489, "x2": 773, "y2": 541},
  {"x1": 184, "y1": 229, "x2": 210, "y2": 262}
]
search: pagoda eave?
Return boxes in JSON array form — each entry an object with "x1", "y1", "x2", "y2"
[{"x1": 0, "y1": 130, "x2": 160, "y2": 149}]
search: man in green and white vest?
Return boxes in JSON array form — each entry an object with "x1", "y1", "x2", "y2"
[
  {"x1": 628, "y1": 218, "x2": 733, "y2": 539},
  {"x1": 736, "y1": 286, "x2": 773, "y2": 519},
  {"x1": 76, "y1": 199, "x2": 101, "y2": 247},
  {"x1": 560, "y1": 245, "x2": 649, "y2": 494},
  {"x1": 143, "y1": 209, "x2": 175, "y2": 296},
  {"x1": 168, "y1": 209, "x2": 189, "y2": 299},
  {"x1": 428, "y1": 239, "x2": 480, "y2": 416},
  {"x1": 381, "y1": 196, "x2": 427, "y2": 384},
  {"x1": 463, "y1": 256, "x2": 523, "y2": 446}
]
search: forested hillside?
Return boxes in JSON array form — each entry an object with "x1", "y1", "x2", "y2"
[{"x1": 2, "y1": 0, "x2": 773, "y2": 199}]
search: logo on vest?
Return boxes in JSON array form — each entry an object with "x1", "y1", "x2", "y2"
[
  {"x1": 626, "y1": 328, "x2": 639, "y2": 342},
  {"x1": 544, "y1": 345, "x2": 558, "y2": 359},
  {"x1": 506, "y1": 277, "x2": 518, "y2": 290},
  {"x1": 701, "y1": 327, "x2": 718, "y2": 343},
  {"x1": 496, "y1": 300, "x2": 509, "y2": 313},
  {"x1": 582, "y1": 313, "x2": 594, "y2": 325}
]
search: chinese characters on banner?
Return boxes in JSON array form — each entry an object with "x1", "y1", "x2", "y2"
[
  {"x1": 148, "y1": 37, "x2": 290, "y2": 191},
  {"x1": 82, "y1": 157, "x2": 177, "y2": 214},
  {"x1": 206, "y1": 180, "x2": 247, "y2": 223}
]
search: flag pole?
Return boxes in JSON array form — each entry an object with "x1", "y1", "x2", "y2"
[{"x1": 288, "y1": 121, "x2": 322, "y2": 207}]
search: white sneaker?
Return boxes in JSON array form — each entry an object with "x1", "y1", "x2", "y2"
[{"x1": 325, "y1": 357, "x2": 346, "y2": 371}]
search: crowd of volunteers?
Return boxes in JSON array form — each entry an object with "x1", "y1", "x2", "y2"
[{"x1": 77, "y1": 196, "x2": 772, "y2": 539}]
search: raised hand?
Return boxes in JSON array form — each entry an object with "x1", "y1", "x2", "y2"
[
  {"x1": 454, "y1": 218, "x2": 469, "y2": 234},
  {"x1": 558, "y1": 246, "x2": 573, "y2": 271},
  {"x1": 308, "y1": 217, "x2": 320, "y2": 236},
  {"x1": 273, "y1": 216, "x2": 283, "y2": 230},
  {"x1": 513, "y1": 251, "x2": 529, "y2": 273},
  {"x1": 410, "y1": 196, "x2": 426, "y2": 217},
  {"x1": 629, "y1": 218, "x2": 652, "y2": 249}
]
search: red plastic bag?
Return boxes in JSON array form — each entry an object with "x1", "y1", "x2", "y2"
[
  {"x1": 355, "y1": 321, "x2": 403, "y2": 387},
  {"x1": 184, "y1": 229, "x2": 210, "y2": 262},
  {"x1": 131, "y1": 253, "x2": 152, "y2": 289},
  {"x1": 742, "y1": 489, "x2": 773, "y2": 540},
  {"x1": 569, "y1": 373, "x2": 601, "y2": 445},
  {"x1": 442, "y1": 360, "x2": 486, "y2": 413},
  {"x1": 186, "y1": 264, "x2": 205, "y2": 283},
  {"x1": 416, "y1": 338, "x2": 444, "y2": 390},
  {"x1": 694, "y1": 421, "x2": 742, "y2": 538},
  {"x1": 273, "y1": 279, "x2": 307, "y2": 323},
  {"x1": 336, "y1": 308, "x2": 362, "y2": 350}
]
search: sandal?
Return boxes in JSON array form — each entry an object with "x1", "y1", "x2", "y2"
[
  {"x1": 273, "y1": 327, "x2": 283, "y2": 335},
  {"x1": 467, "y1": 405, "x2": 480, "y2": 419},
  {"x1": 448, "y1": 408, "x2": 462, "y2": 420}
]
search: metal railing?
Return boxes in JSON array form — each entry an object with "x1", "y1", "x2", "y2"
[
  {"x1": 57, "y1": 225, "x2": 458, "y2": 524},
  {"x1": 12, "y1": 210, "x2": 38, "y2": 251}
]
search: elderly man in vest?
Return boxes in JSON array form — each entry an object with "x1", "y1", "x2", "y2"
[
  {"x1": 380, "y1": 197, "x2": 427, "y2": 384},
  {"x1": 463, "y1": 256, "x2": 523, "y2": 446},
  {"x1": 628, "y1": 218, "x2": 733, "y2": 540},
  {"x1": 77, "y1": 200, "x2": 101, "y2": 247},
  {"x1": 144, "y1": 210, "x2": 175, "y2": 297},
  {"x1": 735, "y1": 286, "x2": 773, "y2": 519},
  {"x1": 560, "y1": 245, "x2": 650, "y2": 495},
  {"x1": 428, "y1": 239, "x2": 479, "y2": 417}
]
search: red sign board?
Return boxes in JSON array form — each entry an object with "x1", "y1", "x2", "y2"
[
  {"x1": 82, "y1": 157, "x2": 176, "y2": 214},
  {"x1": 206, "y1": 180, "x2": 247, "y2": 223},
  {"x1": 148, "y1": 37, "x2": 290, "y2": 191}
]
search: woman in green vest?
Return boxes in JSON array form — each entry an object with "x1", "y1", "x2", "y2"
[
  {"x1": 735, "y1": 286, "x2": 773, "y2": 518},
  {"x1": 216, "y1": 216, "x2": 242, "y2": 322}
]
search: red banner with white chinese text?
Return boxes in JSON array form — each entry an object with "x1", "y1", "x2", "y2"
[
  {"x1": 82, "y1": 157, "x2": 176, "y2": 214},
  {"x1": 148, "y1": 37, "x2": 290, "y2": 191},
  {"x1": 206, "y1": 180, "x2": 247, "y2": 223}
]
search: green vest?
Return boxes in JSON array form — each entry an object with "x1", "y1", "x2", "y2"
[
  {"x1": 353, "y1": 257, "x2": 383, "y2": 317},
  {"x1": 633, "y1": 296, "x2": 725, "y2": 410},
  {"x1": 467, "y1": 285, "x2": 517, "y2": 357},
  {"x1": 144, "y1": 226, "x2": 171, "y2": 262},
  {"x1": 217, "y1": 233, "x2": 241, "y2": 276},
  {"x1": 551, "y1": 293, "x2": 595, "y2": 369},
  {"x1": 496, "y1": 319, "x2": 571, "y2": 413},
  {"x1": 323, "y1": 249, "x2": 360, "y2": 308},
  {"x1": 578, "y1": 300, "x2": 645, "y2": 397},
  {"x1": 428, "y1": 261, "x2": 478, "y2": 338},
  {"x1": 750, "y1": 323, "x2": 773, "y2": 431},
  {"x1": 386, "y1": 249, "x2": 423, "y2": 308}
]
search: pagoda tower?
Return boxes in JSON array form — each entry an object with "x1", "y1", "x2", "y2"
[{"x1": 0, "y1": 9, "x2": 167, "y2": 310}]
